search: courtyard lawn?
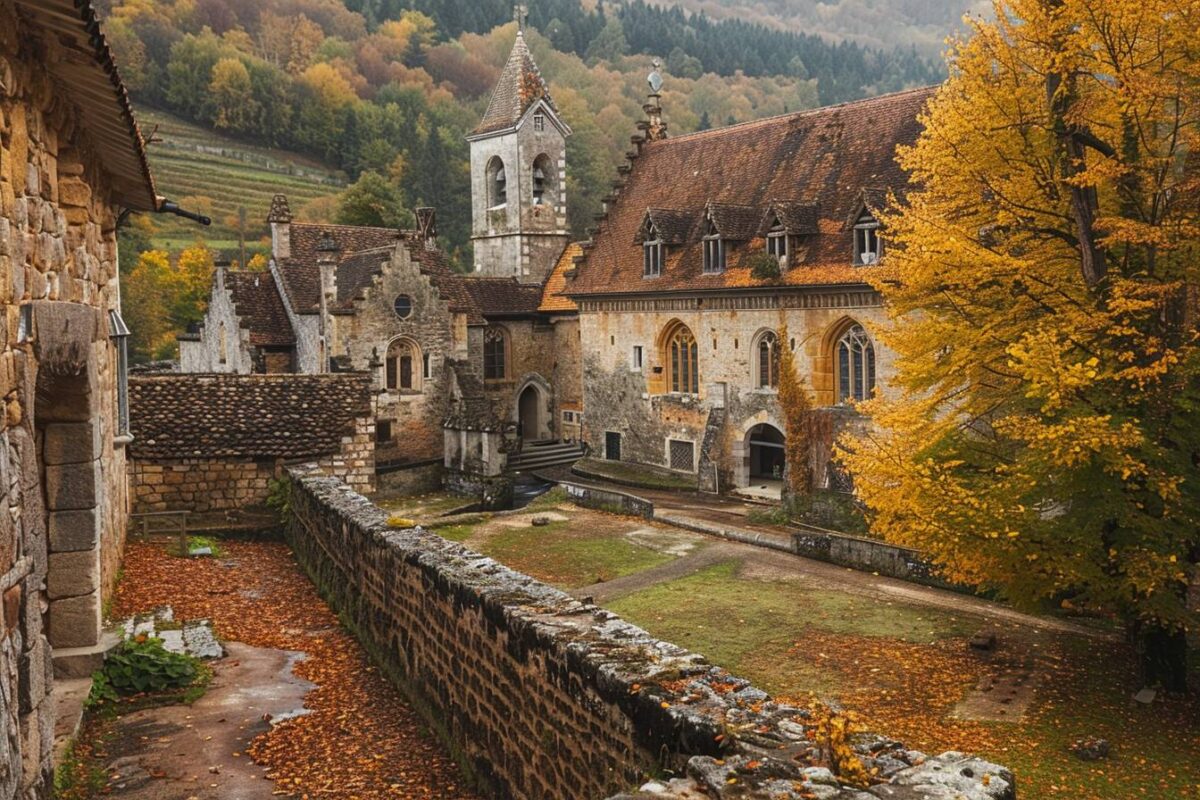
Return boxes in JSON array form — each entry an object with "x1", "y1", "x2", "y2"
[
  {"x1": 375, "y1": 491, "x2": 475, "y2": 522},
  {"x1": 606, "y1": 559, "x2": 1200, "y2": 800}
]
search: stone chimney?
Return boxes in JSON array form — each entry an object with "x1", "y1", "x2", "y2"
[
  {"x1": 267, "y1": 194, "x2": 293, "y2": 260},
  {"x1": 316, "y1": 231, "x2": 340, "y2": 373},
  {"x1": 416, "y1": 207, "x2": 438, "y2": 250}
]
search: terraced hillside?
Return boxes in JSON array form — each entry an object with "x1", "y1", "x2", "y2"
[{"x1": 137, "y1": 107, "x2": 347, "y2": 255}]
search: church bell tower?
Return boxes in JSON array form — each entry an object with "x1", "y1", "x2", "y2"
[{"x1": 467, "y1": 6, "x2": 571, "y2": 284}]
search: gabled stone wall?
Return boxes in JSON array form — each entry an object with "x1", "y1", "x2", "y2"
[{"x1": 285, "y1": 465, "x2": 1016, "y2": 800}]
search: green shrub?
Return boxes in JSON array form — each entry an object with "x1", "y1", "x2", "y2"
[
  {"x1": 749, "y1": 252, "x2": 782, "y2": 280},
  {"x1": 266, "y1": 475, "x2": 293, "y2": 523},
  {"x1": 87, "y1": 636, "x2": 201, "y2": 706}
]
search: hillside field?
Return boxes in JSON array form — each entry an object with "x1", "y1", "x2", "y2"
[{"x1": 137, "y1": 107, "x2": 347, "y2": 256}]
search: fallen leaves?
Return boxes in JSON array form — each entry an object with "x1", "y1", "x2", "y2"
[{"x1": 114, "y1": 541, "x2": 480, "y2": 799}]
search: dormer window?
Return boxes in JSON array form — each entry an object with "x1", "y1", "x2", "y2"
[
  {"x1": 702, "y1": 218, "x2": 725, "y2": 274},
  {"x1": 854, "y1": 211, "x2": 881, "y2": 265},
  {"x1": 533, "y1": 113, "x2": 545, "y2": 132},
  {"x1": 643, "y1": 223, "x2": 663, "y2": 277},
  {"x1": 766, "y1": 217, "x2": 788, "y2": 263}
]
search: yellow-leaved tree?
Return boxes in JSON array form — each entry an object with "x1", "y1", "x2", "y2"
[{"x1": 840, "y1": 0, "x2": 1200, "y2": 689}]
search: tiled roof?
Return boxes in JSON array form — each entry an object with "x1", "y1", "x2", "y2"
[
  {"x1": 461, "y1": 278, "x2": 544, "y2": 317},
  {"x1": 570, "y1": 87, "x2": 935, "y2": 296},
  {"x1": 639, "y1": 209, "x2": 695, "y2": 245},
  {"x1": 129, "y1": 374, "x2": 372, "y2": 459},
  {"x1": 277, "y1": 222, "x2": 399, "y2": 312},
  {"x1": 763, "y1": 200, "x2": 819, "y2": 236},
  {"x1": 335, "y1": 247, "x2": 394, "y2": 307},
  {"x1": 705, "y1": 202, "x2": 761, "y2": 240},
  {"x1": 540, "y1": 243, "x2": 583, "y2": 312},
  {"x1": 15, "y1": 1, "x2": 157, "y2": 210},
  {"x1": 226, "y1": 271, "x2": 294, "y2": 347},
  {"x1": 471, "y1": 32, "x2": 557, "y2": 137}
]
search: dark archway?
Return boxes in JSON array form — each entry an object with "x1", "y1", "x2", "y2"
[
  {"x1": 518, "y1": 385, "x2": 541, "y2": 442},
  {"x1": 747, "y1": 423, "x2": 786, "y2": 481}
]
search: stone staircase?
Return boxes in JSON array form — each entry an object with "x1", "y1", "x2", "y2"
[{"x1": 506, "y1": 439, "x2": 586, "y2": 472}]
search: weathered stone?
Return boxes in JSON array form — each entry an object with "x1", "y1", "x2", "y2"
[
  {"x1": 44, "y1": 460, "x2": 98, "y2": 510},
  {"x1": 57, "y1": 176, "x2": 90, "y2": 207},
  {"x1": 17, "y1": 634, "x2": 46, "y2": 714},
  {"x1": 3, "y1": 583, "x2": 19, "y2": 632},
  {"x1": 46, "y1": 550, "x2": 98, "y2": 600},
  {"x1": 48, "y1": 508, "x2": 98, "y2": 552},
  {"x1": 47, "y1": 591, "x2": 100, "y2": 649},
  {"x1": 41, "y1": 420, "x2": 98, "y2": 465}
]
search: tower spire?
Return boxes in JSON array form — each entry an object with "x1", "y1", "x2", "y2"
[{"x1": 514, "y1": 4, "x2": 528, "y2": 33}]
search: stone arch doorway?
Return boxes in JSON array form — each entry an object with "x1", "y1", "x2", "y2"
[
  {"x1": 518, "y1": 384, "x2": 543, "y2": 442},
  {"x1": 746, "y1": 423, "x2": 786, "y2": 482}
]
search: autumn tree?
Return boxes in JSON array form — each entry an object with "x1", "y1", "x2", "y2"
[
  {"x1": 777, "y1": 325, "x2": 814, "y2": 499},
  {"x1": 840, "y1": 0, "x2": 1200, "y2": 689},
  {"x1": 208, "y1": 57, "x2": 257, "y2": 133},
  {"x1": 123, "y1": 250, "x2": 173, "y2": 362},
  {"x1": 335, "y1": 171, "x2": 411, "y2": 228}
]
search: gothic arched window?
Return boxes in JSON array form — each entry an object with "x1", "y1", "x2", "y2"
[
  {"x1": 386, "y1": 338, "x2": 421, "y2": 392},
  {"x1": 837, "y1": 324, "x2": 876, "y2": 403},
  {"x1": 664, "y1": 322, "x2": 699, "y2": 394},
  {"x1": 484, "y1": 326, "x2": 508, "y2": 381},
  {"x1": 487, "y1": 157, "x2": 507, "y2": 208},
  {"x1": 754, "y1": 330, "x2": 780, "y2": 390}
]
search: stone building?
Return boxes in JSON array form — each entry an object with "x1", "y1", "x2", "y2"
[
  {"x1": 564, "y1": 87, "x2": 935, "y2": 496},
  {"x1": 179, "y1": 30, "x2": 586, "y2": 483},
  {"x1": 0, "y1": 0, "x2": 160, "y2": 795}
]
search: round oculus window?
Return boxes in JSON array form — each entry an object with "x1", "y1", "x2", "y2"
[{"x1": 393, "y1": 295, "x2": 413, "y2": 319}]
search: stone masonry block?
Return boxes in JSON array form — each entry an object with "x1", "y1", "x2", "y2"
[
  {"x1": 44, "y1": 459, "x2": 97, "y2": 511},
  {"x1": 48, "y1": 508, "x2": 98, "y2": 552},
  {"x1": 41, "y1": 421, "x2": 99, "y2": 465},
  {"x1": 17, "y1": 634, "x2": 46, "y2": 714},
  {"x1": 48, "y1": 591, "x2": 99, "y2": 649},
  {"x1": 46, "y1": 550, "x2": 98, "y2": 600}
]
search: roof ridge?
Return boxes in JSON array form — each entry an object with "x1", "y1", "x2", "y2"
[
  {"x1": 291, "y1": 221, "x2": 402, "y2": 234},
  {"x1": 660, "y1": 85, "x2": 938, "y2": 145}
]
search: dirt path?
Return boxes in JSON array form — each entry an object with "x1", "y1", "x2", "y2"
[{"x1": 111, "y1": 540, "x2": 480, "y2": 800}]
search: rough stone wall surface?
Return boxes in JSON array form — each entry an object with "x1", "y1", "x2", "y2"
[
  {"x1": 286, "y1": 466, "x2": 1016, "y2": 800},
  {"x1": 579, "y1": 298, "x2": 892, "y2": 486},
  {"x1": 0, "y1": 3, "x2": 132, "y2": 793},
  {"x1": 177, "y1": 269, "x2": 252, "y2": 374},
  {"x1": 465, "y1": 319, "x2": 561, "y2": 441}
]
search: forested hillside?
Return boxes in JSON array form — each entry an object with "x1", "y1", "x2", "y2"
[
  {"x1": 652, "y1": 0, "x2": 990, "y2": 54},
  {"x1": 101, "y1": 0, "x2": 945, "y2": 269}
]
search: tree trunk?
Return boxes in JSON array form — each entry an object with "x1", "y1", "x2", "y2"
[{"x1": 1136, "y1": 622, "x2": 1190, "y2": 693}]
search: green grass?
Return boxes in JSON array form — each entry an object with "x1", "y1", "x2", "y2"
[
  {"x1": 376, "y1": 491, "x2": 475, "y2": 520},
  {"x1": 607, "y1": 560, "x2": 971, "y2": 696},
  {"x1": 471, "y1": 520, "x2": 676, "y2": 589},
  {"x1": 137, "y1": 107, "x2": 345, "y2": 252},
  {"x1": 433, "y1": 524, "x2": 477, "y2": 543}
]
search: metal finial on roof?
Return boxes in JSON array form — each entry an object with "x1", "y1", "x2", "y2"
[
  {"x1": 514, "y1": 3, "x2": 528, "y2": 33},
  {"x1": 648, "y1": 59, "x2": 664, "y2": 95}
]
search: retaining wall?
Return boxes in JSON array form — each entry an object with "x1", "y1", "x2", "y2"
[{"x1": 284, "y1": 465, "x2": 1015, "y2": 800}]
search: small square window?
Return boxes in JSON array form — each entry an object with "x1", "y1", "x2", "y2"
[
  {"x1": 631, "y1": 346, "x2": 643, "y2": 371},
  {"x1": 668, "y1": 439, "x2": 695, "y2": 472},
  {"x1": 533, "y1": 113, "x2": 545, "y2": 132},
  {"x1": 376, "y1": 420, "x2": 393, "y2": 443}
]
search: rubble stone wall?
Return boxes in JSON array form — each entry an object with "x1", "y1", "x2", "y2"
[
  {"x1": 0, "y1": 2, "x2": 132, "y2": 794},
  {"x1": 285, "y1": 466, "x2": 1016, "y2": 800}
]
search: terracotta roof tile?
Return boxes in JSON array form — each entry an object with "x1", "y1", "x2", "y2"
[
  {"x1": 639, "y1": 209, "x2": 697, "y2": 245},
  {"x1": 569, "y1": 87, "x2": 935, "y2": 296},
  {"x1": 540, "y1": 243, "x2": 583, "y2": 312},
  {"x1": 461, "y1": 278, "x2": 544, "y2": 317},
  {"x1": 471, "y1": 32, "x2": 557, "y2": 137},
  {"x1": 225, "y1": 271, "x2": 293, "y2": 347},
  {"x1": 277, "y1": 223, "x2": 399, "y2": 312}
]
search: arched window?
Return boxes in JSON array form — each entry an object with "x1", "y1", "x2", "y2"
[
  {"x1": 487, "y1": 157, "x2": 507, "y2": 208},
  {"x1": 484, "y1": 326, "x2": 508, "y2": 381},
  {"x1": 386, "y1": 338, "x2": 421, "y2": 392},
  {"x1": 532, "y1": 154, "x2": 554, "y2": 206},
  {"x1": 754, "y1": 330, "x2": 781, "y2": 390},
  {"x1": 854, "y1": 210, "x2": 881, "y2": 265},
  {"x1": 664, "y1": 322, "x2": 699, "y2": 394},
  {"x1": 837, "y1": 324, "x2": 876, "y2": 403}
]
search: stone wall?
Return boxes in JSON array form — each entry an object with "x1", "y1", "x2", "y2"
[
  {"x1": 579, "y1": 294, "x2": 892, "y2": 490},
  {"x1": 0, "y1": 1, "x2": 134, "y2": 793},
  {"x1": 285, "y1": 466, "x2": 1015, "y2": 800},
  {"x1": 128, "y1": 374, "x2": 375, "y2": 513}
]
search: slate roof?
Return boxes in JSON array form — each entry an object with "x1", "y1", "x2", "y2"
[
  {"x1": 570, "y1": 87, "x2": 935, "y2": 296},
  {"x1": 461, "y1": 279, "x2": 544, "y2": 318},
  {"x1": 471, "y1": 32, "x2": 558, "y2": 137},
  {"x1": 14, "y1": 0, "x2": 157, "y2": 209},
  {"x1": 762, "y1": 200, "x2": 820, "y2": 236},
  {"x1": 638, "y1": 209, "x2": 695, "y2": 245},
  {"x1": 540, "y1": 243, "x2": 583, "y2": 313},
  {"x1": 225, "y1": 271, "x2": 293, "y2": 347},
  {"x1": 129, "y1": 374, "x2": 372, "y2": 459},
  {"x1": 277, "y1": 223, "x2": 400, "y2": 313}
]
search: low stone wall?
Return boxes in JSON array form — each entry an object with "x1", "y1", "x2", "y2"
[
  {"x1": 129, "y1": 374, "x2": 375, "y2": 513},
  {"x1": 560, "y1": 481, "x2": 655, "y2": 519},
  {"x1": 790, "y1": 526, "x2": 955, "y2": 590},
  {"x1": 376, "y1": 459, "x2": 444, "y2": 497},
  {"x1": 285, "y1": 465, "x2": 1015, "y2": 800}
]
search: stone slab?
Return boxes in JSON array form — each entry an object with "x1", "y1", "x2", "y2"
[
  {"x1": 44, "y1": 459, "x2": 97, "y2": 511},
  {"x1": 46, "y1": 550, "x2": 98, "y2": 600},
  {"x1": 47, "y1": 591, "x2": 99, "y2": 649},
  {"x1": 42, "y1": 421, "x2": 99, "y2": 465},
  {"x1": 48, "y1": 508, "x2": 98, "y2": 552}
]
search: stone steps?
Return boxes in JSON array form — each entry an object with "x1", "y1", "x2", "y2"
[{"x1": 507, "y1": 441, "x2": 586, "y2": 472}]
